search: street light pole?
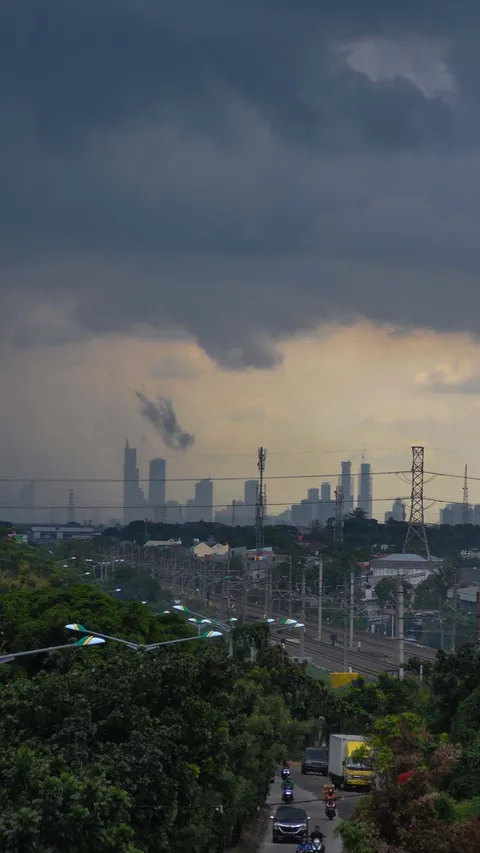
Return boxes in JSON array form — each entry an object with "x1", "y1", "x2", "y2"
[
  {"x1": 0, "y1": 635, "x2": 105, "y2": 664},
  {"x1": 300, "y1": 563, "x2": 306, "y2": 661},
  {"x1": 317, "y1": 558, "x2": 323, "y2": 641},
  {"x1": 343, "y1": 575, "x2": 348, "y2": 672},
  {"x1": 349, "y1": 569, "x2": 355, "y2": 649}
]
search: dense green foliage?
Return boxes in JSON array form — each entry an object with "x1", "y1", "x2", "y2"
[
  {"x1": 101, "y1": 514, "x2": 480, "y2": 558},
  {"x1": 1, "y1": 537, "x2": 480, "y2": 853}
]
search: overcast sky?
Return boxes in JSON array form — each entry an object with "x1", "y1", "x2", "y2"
[{"x1": 1, "y1": 1, "x2": 480, "y2": 521}]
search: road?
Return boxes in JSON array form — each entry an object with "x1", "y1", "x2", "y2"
[{"x1": 260, "y1": 766, "x2": 359, "y2": 853}]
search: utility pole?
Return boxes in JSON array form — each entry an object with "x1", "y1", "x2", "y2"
[
  {"x1": 451, "y1": 568, "x2": 458, "y2": 652},
  {"x1": 300, "y1": 563, "x2": 306, "y2": 661},
  {"x1": 349, "y1": 569, "x2": 355, "y2": 648},
  {"x1": 334, "y1": 486, "x2": 344, "y2": 544},
  {"x1": 476, "y1": 591, "x2": 480, "y2": 645},
  {"x1": 288, "y1": 557, "x2": 293, "y2": 618},
  {"x1": 343, "y1": 576, "x2": 348, "y2": 672},
  {"x1": 462, "y1": 465, "x2": 469, "y2": 526},
  {"x1": 317, "y1": 558, "x2": 323, "y2": 641},
  {"x1": 397, "y1": 574, "x2": 405, "y2": 679}
]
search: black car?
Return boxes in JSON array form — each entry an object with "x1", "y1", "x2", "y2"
[
  {"x1": 271, "y1": 805, "x2": 309, "y2": 843},
  {"x1": 301, "y1": 747, "x2": 329, "y2": 776}
]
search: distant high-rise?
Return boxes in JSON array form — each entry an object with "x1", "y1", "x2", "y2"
[
  {"x1": 319, "y1": 482, "x2": 334, "y2": 523},
  {"x1": 340, "y1": 461, "x2": 354, "y2": 515},
  {"x1": 385, "y1": 498, "x2": 406, "y2": 523},
  {"x1": 307, "y1": 487, "x2": 320, "y2": 521},
  {"x1": 165, "y1": 500, "x2": 182, "y2": 523},
  {"x1": 149, "y1": 458, "x2": 166, "y2": 522},
  {"x1": 244, "y1": 480, "x2": 258, "y2": 525},
  {"x1": 194, "y1": 479, "x2": 213, "y2": 522},
  {"x1": 185, "y1": 498, "x2": 197, "y2": 523},
  {"x1": 320, "y1": 482, "x2": 331, "y2": 502},
  {"x1": 123, "y1": 440, "x2": 146, "y2": 524},
  {"x1": 357, "y1": 463, "x2": 372, "y2": 518}
]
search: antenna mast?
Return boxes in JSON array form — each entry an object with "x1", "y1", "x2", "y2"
[
  {"x1": 255, "y1": 447, "x2": 267, "y2": 555},
  {"x1": 462, "y1": 464, "x2": 469, "y2": 525}
]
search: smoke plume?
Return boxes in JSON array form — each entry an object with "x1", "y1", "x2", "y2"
[{"x1": 135, "y1": 391, "x2": 195, "y2": 451}]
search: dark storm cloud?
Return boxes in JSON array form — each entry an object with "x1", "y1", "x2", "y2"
[
  {"x1": 135, "y1": 391, "x2": 195, "y2": 451},
  {"x1": 2, "y1": 1, "x2": 480, "y2": 368}
]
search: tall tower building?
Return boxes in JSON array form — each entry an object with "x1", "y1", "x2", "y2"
[
  {"x1": 357, "y1": 462, "x2": 373, "y2": 518},
  {"x1": 307, "y1": 487, "x2": 320, "y2": 521},
  {"x1": 340, "y1": 461, "x2": 354, "y2": 515},
  {"x1": 148, "y1": 458, "x2": 166, "y2": 522},
  {"x1": 194, "y1": 479, "x2": 213, "y2": 522},
  {"x1": 123, "y1": 440, "x2": 145, "y2": 524},
  {"x1": 244, "y1": 479, "x2": 258, "y2": 525},
  {"x1": 319, "y1": 482, "x2": 333, "y2": 523}
]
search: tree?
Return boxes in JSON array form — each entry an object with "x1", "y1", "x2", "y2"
[
  {"x1": 336, "y1": 713, "x2": 480, "y2": 853},
  {"x1": 374, "y1": 577, "x2": 413, "y2": 608}
]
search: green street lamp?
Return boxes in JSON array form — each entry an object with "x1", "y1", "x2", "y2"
[
  {"x1": 0, "y1": 635, "x2": 105, "y2": 665},
  {"x1": 65, "y1": 624, "x2": 222, "y2": 651}
]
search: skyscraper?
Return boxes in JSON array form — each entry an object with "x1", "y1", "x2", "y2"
[
  {"x1": 357, "y1": 462, "x2": 373, "y2": 518},
  {"x1": 319, "y1": 482, "x2": 333, "y2": 523},
  {"x1": 149, "y1": 458, "x2": 166, "y2": 522},
  {"x1": 194, "y1": 479, "x2": 213, "y2": 522},
  {"x1": 307, "y1": 487, "x2": 320, "y2": 521},
  {"x1": 341, "y1": 461, "x2": 354, "y2": 514},
  {"x1": 244, "y1": 479, "x2": 258, "y2": 525},
  {"x1": 123, "y1": 440, "x2": 146, "y2": 524}
]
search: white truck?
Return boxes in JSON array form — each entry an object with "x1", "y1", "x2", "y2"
[{"x1": 328, "y1": 734, "x2": 373, "y2": 790}]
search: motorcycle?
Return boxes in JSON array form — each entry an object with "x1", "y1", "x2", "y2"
[
  {"x1": 281, "y1": 768, "x2": 291, "y2": 782},
  {"x1": 282, "y1": 787, "x2": 294, "y2": 803},
  {"x1": 311, "y1": 836, "x2": 325, "y2": 852},
  {"x1": 325, "y1": 799, "x2": 336, "y2": 820}
]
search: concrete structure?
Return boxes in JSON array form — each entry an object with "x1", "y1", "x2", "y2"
[
  {"x1": 369, "y1": 552, "x2": 441, "y2": 586},
  {"x1": 148, "y1": 458, "x2": 166, "y2": 522},
  {"x1": 357, "y1": 463, "x2": 372, "y2": 518},
  {"x1": 194, "y1": 479, "x2": 213, "y2": 522}
]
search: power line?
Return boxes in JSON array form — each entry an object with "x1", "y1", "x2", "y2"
[
  {"x1": 0, "y1": 496, "x2": 412, "y2": 511},
  {"x1": 0, "y1": 470, "x2": 409, "y2": 484}
]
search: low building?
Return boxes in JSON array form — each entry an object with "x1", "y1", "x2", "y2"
[
  {"x1": 29, "y1": 524, "x2": 101, "y2": 542},
  {"x1": 368, "y1": 553, "x2": 441, "y2": 587}
]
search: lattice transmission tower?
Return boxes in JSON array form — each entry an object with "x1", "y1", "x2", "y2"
[
  {"x1": 255, "y1": 447, "x2": 267, "y2": 555},
  {"x1": 403, "y1": 446, "x2": 430, "y2": 558}
]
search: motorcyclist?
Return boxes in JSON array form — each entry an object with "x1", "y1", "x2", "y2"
[
  {"x1": 282, "y1": 776, "x2": 294, "y2": 788},
  {"x1": 324, "y1": 785, "x2": 337, "y2": 802},
  {"x1": 296, "y1": 835, "x2": 313, "y2": 852},
  {"x1": 310, "y1": 825, "x2": 324, "y2": 842}
]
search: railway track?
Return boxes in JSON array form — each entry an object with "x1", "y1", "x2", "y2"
[{"x1": 208, "y1": 595, "x2": 439, "y2": 667}]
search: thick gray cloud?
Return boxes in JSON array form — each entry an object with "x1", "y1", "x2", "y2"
[{"x1": 1, "y1": 1, "x2": 480, "y2": 367}]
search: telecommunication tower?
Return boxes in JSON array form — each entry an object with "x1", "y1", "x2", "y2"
[
  {"x1": 255, "y1": 447, "x2": 267, "y2": 555},
  {"x1": 334, "y1": 486, "x2": 344, "y2": 544},
  {"x1": 67, "y1": 489, "x2": 75, "y2": 524},
  {"x1": 462, "y1": 464, "x2": 469, "y2": 525},
  {"x1": 403, "y1": 446, "x2": 430, "y2": 558}
]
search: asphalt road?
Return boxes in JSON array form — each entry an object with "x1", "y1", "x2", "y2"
[{"x1": 260, "y1": 767, "x2": 360, "y2": 853}]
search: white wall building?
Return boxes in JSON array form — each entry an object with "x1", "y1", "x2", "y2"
[{"x1": 369, "y1": 553, "x2": 441, "y2": 587}]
